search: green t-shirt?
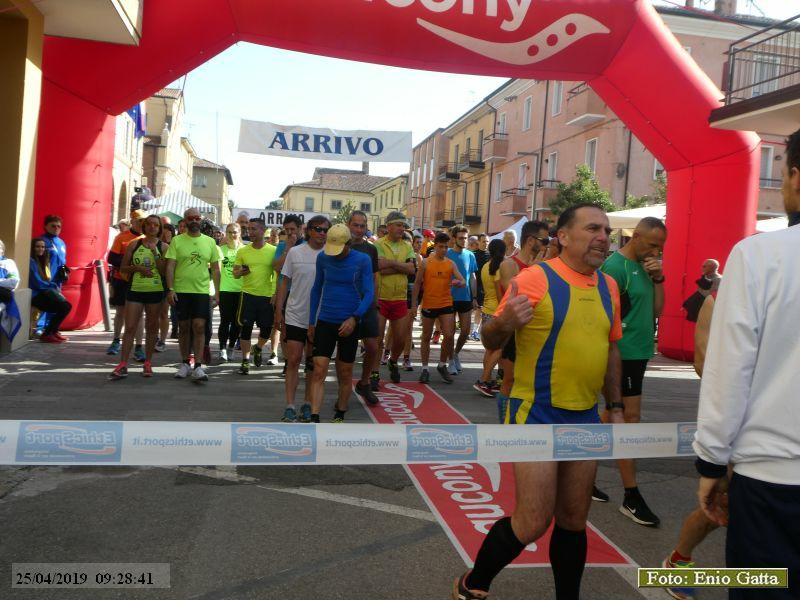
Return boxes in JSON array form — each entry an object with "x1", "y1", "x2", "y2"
[
  {"x1": 219, "y1": 243, "x2": 243, "y2": 293},
  {"x1": 130, "y1": 240, "x2": 165, "y2": 293},
  {"x1": 375, "y1": 237, "x2": 415, "y2": 301},
  {"x1": 165, "y1": 233, "x2": 220, "y2": 295},
  {"x1": 601, "y1": 251, "x2": 655, "y2": 360},
  {"x1": 234, "y1": 243, "x2": 277, "y2": 297}
]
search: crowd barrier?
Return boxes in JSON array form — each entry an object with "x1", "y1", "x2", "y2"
[{"x1": 0, "y1": 421, "x2": 697, "y2": 466}]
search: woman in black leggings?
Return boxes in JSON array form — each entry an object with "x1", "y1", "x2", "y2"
[
  {"x1": 217, "y1": 223, "x2": 244, "y2": 361},
  {"x1": 29, "y1": 238, "x2": 72, "y2": 344}
]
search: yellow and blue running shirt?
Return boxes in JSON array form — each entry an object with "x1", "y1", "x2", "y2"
[{"x1": 495, "y1": 258, "x2": 623, "y2": 422}]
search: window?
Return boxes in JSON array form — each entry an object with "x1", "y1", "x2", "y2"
[
  {"x1": 410, "y1": 168, "x2": 415, "y2": 189},
  {"x1": 522, "y1": 96, "x2": 533, "y2": 131},
  {"x1": 465, "y1": 137, "x2": 471, "y2": 156},
  {"x1": 547, "y1": 152, "x2": 558, "y2": 181},
  {"x1": 422, "y1": 162, "x2": 427, "y2": 182},
  {"x1": 450, "y1": 190, "x2": 457, "y2": 211},
  {"x1": 454, "y1": 143, "x2": 460, "y2": 165},
  {"x1": 304, "y1": 196, "x2": 314, "y2": 212},
  {"x1": 585, "y1": 138, "x2": 598, "y2": 174},
  {"x1": 360, "y1": 202, "x2": 371, "y2": 212},
  {"x1": 760, "y1": 146, "x2": 777, "y2": 187},
  {"x1": 429, "y1": 157, "x2": 434, "y2": 181},
  {"x1": 473, "y1": 180, "x2": 480, "y2": 205},
  {"x1": 494, "y1": 172, "x2": 502, "y2": 202},
  {"x1": 653, "y1": 159, "x2": 665, "y2": 180},
  {"x1": 498, "y1": 113, "x2": 507, "y2": 134},
  {"x1": 193, "y1": 173, "x2": 207, "y2": 187},
  {"x1": 551, "y1": 81, "x2": 564, "y2": 116},
  {"x1": 463, "y1": 182, "x2": 468, "y2": 207},
  {"x1": 331, "y1": 199, "x2": 343, "y2": 210},
  {"x1": 417, "y1": 166, "x2": 421, "y2": 186},
  {"x1": 477, "y1": 130, "x2": 484, "y2": 161},
  {"x1": 518, "y1": 163, "x2": 527, "y2": 192},
  {"x1": 752, "y1": 53, "x2": 780, "y2": 97}
]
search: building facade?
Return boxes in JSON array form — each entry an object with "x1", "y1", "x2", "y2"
[
  {"x1": 404, "y1": 129, "x2": 448, "y2": 230},
  {"x1": 143, "y1": 88, "x2": 196, "y2": 199},
  {"x1": 192, "y1": 157, "x2": 234, "y2": 224},
  {"x1": 280, "y1": 167, "x2": 389, "y2": 231},
  {"x1": 111, "y1": 110, "x2": 145, "y2": 223},
  {"x1": 371, "y1": 175, "x2": 408, "y2": 231}
]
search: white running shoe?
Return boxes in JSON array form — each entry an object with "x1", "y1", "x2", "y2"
[
  {"x1": 174, "y1": 363, "x2": 191, "y2": 379},
  {"x1": 155, "y1": 339, "x2": 167, "y2": 353},
  {"x1": 453, "y1": 354, "x2": 463, "y2": 373},
  {"x1": 219, "y1": 348, "x2": 228, "y2": 362},
  {"x1": 448, "y1": 359, "x2": 458, "y2": 376},
  {"x1": 266, "y1": 352, "x2": 278, "y2": 366},
  {"x1": 191, "y1": 366, "x2": 209, "y2": 382}
]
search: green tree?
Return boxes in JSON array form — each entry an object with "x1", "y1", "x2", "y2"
[
  {"x1": 333, "y1": 200, "x2": 355, "y2": 224},
  {"x1": 623, "y1": 172, "x2": 667, "y2": 209},
  {"x1": 549, "y1": 164, "x2": 616, "y2": 215},
  {"x1": 266, "y1": 199, "x2": 283, "y2": 210}
]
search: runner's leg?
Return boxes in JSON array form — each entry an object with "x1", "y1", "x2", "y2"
[
  {"x1": 440, "y1": 313, "x2": 455, "y2": 364},
  {"x1": 119, "y1": 301, "x2": 144, "y2": 362},
  {"x1": 143, "y1": 302, "x2": 160, "y2": 361},
  {"x1": 284, "y1": 339, "x2": 304, "y2": 407}
]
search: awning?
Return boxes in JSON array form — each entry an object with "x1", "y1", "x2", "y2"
[
  {"x1": 142, "y1": 190, "x2": 218, "y2": 223},
  {"x1": 490, "y1": 216, "x2": 528, "y2": 241},
  {"x1": 607, "y1": 204, "x2": 666, "y2": 229}
]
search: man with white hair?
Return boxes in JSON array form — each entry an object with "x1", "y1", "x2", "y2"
[
  {"x1": 502, "y1": 229, "x2": 519, "y2": 258},
  {"x1": 236, "y1": 211, "x2": 251, "y2": 242}
]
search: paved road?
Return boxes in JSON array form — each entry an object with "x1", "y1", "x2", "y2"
[{"x1": 0, "y1": 324, "x2": 725, "y2": 599}]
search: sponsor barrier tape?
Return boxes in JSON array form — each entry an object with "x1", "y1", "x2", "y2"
[{"x1": 0, "y1": 419, "x2": 698, "y2": 466}]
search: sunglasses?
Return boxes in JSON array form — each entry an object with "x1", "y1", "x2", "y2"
[
  {"x1": 310, "y1": 226, "x2": 329, "y2": 233},
  {"x1": 535, "y1": 236, "x2": 551, "y2": 245}
]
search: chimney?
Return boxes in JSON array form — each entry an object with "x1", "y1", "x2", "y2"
[
  {"x1": 361, "y1": 161, "x2": 369, "y2": 174},
  {"x1": 714, "y1": 0, "x2": 736, "y2": 16}
]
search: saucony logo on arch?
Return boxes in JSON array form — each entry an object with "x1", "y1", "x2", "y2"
[{"x1": 364, "y1": 0, "x2": 610, "y2": 65}]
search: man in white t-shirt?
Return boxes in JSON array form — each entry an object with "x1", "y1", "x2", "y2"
[{"x1": 274, "y1": 215, "x2": 328, "y2": 423}]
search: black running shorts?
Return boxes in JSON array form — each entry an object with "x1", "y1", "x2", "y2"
[
  {"x1": 358, "y1": 305, "x2": 379, "y2": 340},
  {"x1": 285, "y1": 323, "x2": 308, "y2": 344},
  {"x1": 238, "y1": 293, "x2": 274, "y2": 340},
  {"x1": 312, "y1": 320, "x2": 359, "y2": 364},
  {"x1": 621, "y1": 359, "x2": 649, "y2": 397},
  {"x1": 421, "y1": 305, "x2": 454, "y2": 320},
  {"x1": 175, "y1": 292, "x2": 211, "y2": 321}
]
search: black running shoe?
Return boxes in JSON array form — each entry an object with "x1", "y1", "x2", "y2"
[
  {"x1": 238, "y1": 361, "x2": 249, "y2": 375},
  {"x1": 620, "y1": 491, "x2": 660, "y2": 527},
  {"x1": 592, "y1": 485, "x2": 610, "y2": 503},
  {"x1": 388, "y1": 359, "x2": 400, "y2": 383},
  {"x1": 437, "y1": 364, "x2": 454, "y2": 384},
  {"x1": 419, "y1": 368, "x2": 430, "y2": 384},
  {"x1": 370, "y1": 371, "x2": 380, "y2": 391},
  {"x1": 452, "y1": 572, "x2": 488, "y2": 600},
  {"x1": 253, "y1": 345, "x2": 263, "y2": 367},
  {"x1": 355, "y1": 380, "x2": 379, "y2": 406}
]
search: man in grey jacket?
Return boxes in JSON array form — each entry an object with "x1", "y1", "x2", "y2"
[{"x1": 694, "y1": 127, "x2": 800, "y2": 598}]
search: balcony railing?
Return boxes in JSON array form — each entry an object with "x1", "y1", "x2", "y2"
[
  {"x1": 500, "y1": 187, "x2": 529, "y2": 215},
  {"x1": 437, "y1": 163, "x2": 461, "y2": 182},
  {"x1": 452, "y1": 203, "x2": 482, "y2": 224},
  {"x1": 482, "y1": 133, "x2": 508, "y2": 163},
  {"x1": 760, "y1": 177, "x2": 782, "y2": 188},
  {"x1": 456, "y1": 149, "x2": 486, "y2": 173},
  {"x1": 565, "y1": 82, "x2": 607, "y2": 127},
  {"x1": 434, "y1": 209, "x2": 456, "y2": 228},
  {"x1": 538, "y1": 179, "x2": 561, "y2": 189},
  {"x1": 724, "y1": 14, "x2": 800, "y2": 104}
]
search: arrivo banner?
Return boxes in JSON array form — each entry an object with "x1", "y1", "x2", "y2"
[
  {"x1": 238, "y1": 120, "x2": 412, "y2": 162},
  {"x1": 361, "y1": 383, "x2": 635, "y2": 567}
]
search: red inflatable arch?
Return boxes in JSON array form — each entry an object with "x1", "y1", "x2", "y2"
[{"x1": 34, "y1": 0, "x2": 759, "y2": 359}]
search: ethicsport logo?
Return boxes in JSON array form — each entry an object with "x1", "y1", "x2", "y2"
[
  {"x1": 677, "y1": 423, "x2": 697, "y2": 455},
  {"x1": 406, "y1": 425, "x2": 477, "y2": 462},
  {"x1": 553, "y1": 425, "x2": 613, "y2": 459},
  {"x1": 230, "y1": 424, "x2": 316, "y2": 463},
  {"x1": 16, "y1": 422, "x2": 122, "y2": 462}
]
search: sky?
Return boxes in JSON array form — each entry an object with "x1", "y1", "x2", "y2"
[{"x1": 174, "y1": 0, "x2": 798, "y2": 210}]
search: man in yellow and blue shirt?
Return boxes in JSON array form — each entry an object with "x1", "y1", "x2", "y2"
[{"x1": 453, "y1": 203, "x2": 624, "y2": 600}]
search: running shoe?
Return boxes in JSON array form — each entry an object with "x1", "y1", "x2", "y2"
[
  {"x1": 388, "y1": 359, "x2": 401, "y2": 383},
  {"x1": 447, "y1": 359, "x2": 459, "y2": 376},
  {"x1": 437, "y1": 364, "x2": 454, "y2": 384},
  {"x1": 191, "y1": 366, "x2": 209, "y2": 382},
  {"x1": 155, "y1": 339, "x2": 167, "y2": 353},
  {"x1": 238, "y1": 361, "x2": 250, "y2": 375},
  {"x1": 219, "y1": 348, "x2": 228, "y2": 363},
  {"x1": 53, "y1": 332, "x2": 69, "y2": 342},
  {"x1": 188, "y1": 353, "x2": 195, "y2": 369},
  {"x1": 431, "y1": 331, "x2": 441, "y2": 345},
  {"x1": 266, "y1": 352, "x2": 278, "y2": 366},
  {"x1": 133, "y1": 345, "x2": 146, "y2": 362},
  {"x1": 473, "y1": 380, "x2": 496, "y2": 398},
  {"x1": 109, "y1": 363, "x2": 128, "y2": 380},
  {"x1": 620, "y1": 490, "x2": 661, "y2": 527},
  {"x1": 142, "y1": 361, "x2": 153, "y2": 378},
  {"x1": 332, "y1": 408, "x2": 346, "y2": 423},
  {"x1": 203, "y1": 345, "x2": 211, "y2": 366},
  {"x1": 403, "y1": 357, "x2": 413, "y2": 371},
  {"x1": 419, "y1": 368, "x2": 430, "y2": 384},
  {"x1": 489, "y1": 380, "x2": 501, "y2": 392},
  {"x1": 592, "y1": 485, "x2": 610, "y2": 503},
  {"x1": 452, "y1": 572, "x2": 488, "y2": 600},
  {"x1": 253, "y1": 345, "x2": 263, "y2": 367},
  {"x1": 174, "y1": 363, "x2": 192, "y2": 379},
  {"x1": 281, "y1": 407, "x2": 298, "y2": 423},
  {"x1": 370, "y1": 371, "x2": 380, "y2": 391},
  {"x1": 310, "y1": 414, "x2": 321, "y2": 424},
  {"x1": 106, "y1": 338, "x2": 121, "y2": 355},
  {"x1": 40, "y1": 333, "x2": 63, "y2": 344},
  {"x1": 470, "y1": 331, "x2": 481, "y2": 342},
  {"x1": 299, "y1": 403, "x2": 312, "y2": 423},
  {"x1": 453, "y1": 354, "x2": 463, "y2": 373},
  {"x1": 662, "y1": 555, "x2": 696, "y2": 599},
  {"x1": 355, "y1": 380, "x2": 379, "y2": 406},
  {"x1": 280, "y1": 364, "x2": 287, "y2": 378}
]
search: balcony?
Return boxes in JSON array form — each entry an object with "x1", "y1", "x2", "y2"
[
  {"x1": 760, "y1": 177, "x2": 782, "y2": 188},
  {"x1": 453, "y1": 203, "x2": 482, "y2": 225},
  {"x1": 437, "y1": 163, "x2": 461, "y2": 182},
  {"x1": 499, "y1": 187, "x2": 529, "y2": 215},
  {"x1": 434, "y1": 209, "x2": 456, "y2": 228},
  {"x1": 538, "y1": 179, "x2": 561, "y2": 189},
  {"x1": 565, "y1": 83, "x2": 607, "y2": 127},
  {"x1": 482, "y1": 133, "x2": 508, "y2": 163},
  {"x1": 711, "y1": 13, "x2": 800, "y2": 135},
  {"x1": 456, "y1": 149, "x2": 486, "y2": 174}
]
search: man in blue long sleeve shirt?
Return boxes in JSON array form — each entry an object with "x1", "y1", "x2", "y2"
[{"x1": 308, "y1": 223, "x2": 374, "y2": 423}]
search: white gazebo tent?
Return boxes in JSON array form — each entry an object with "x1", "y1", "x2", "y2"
[
  {"x1": 142, "y1": 190, "x2": 218, "y2": 224},
  {"x1": 489, "y1": 216, "x2": 528, "y2": 241},
  {"x1": 606, "y1": 204, "x2": 667, "y2": 229}
]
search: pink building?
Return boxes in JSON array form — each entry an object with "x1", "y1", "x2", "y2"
[{"x1": 404, "y1": 129, "x2": 448, "y2": 230}]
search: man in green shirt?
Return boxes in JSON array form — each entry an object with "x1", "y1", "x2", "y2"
[
  {"x1": 233, "y1": 218, "x2": 277, "y2": 375},
  {"x1": 598, "y1": 216, "x2": 667, "y2": 527},
  {"x1": 165, "y1": 208, "x2": 221, "y2": 382}
]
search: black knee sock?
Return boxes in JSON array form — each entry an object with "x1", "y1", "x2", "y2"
[
  {"x1": 549, "y1": 525, "x2": 587, "y2": 600},
  {"x1": 466, "y1": 517, "x2": 525, "y2": 592}
]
